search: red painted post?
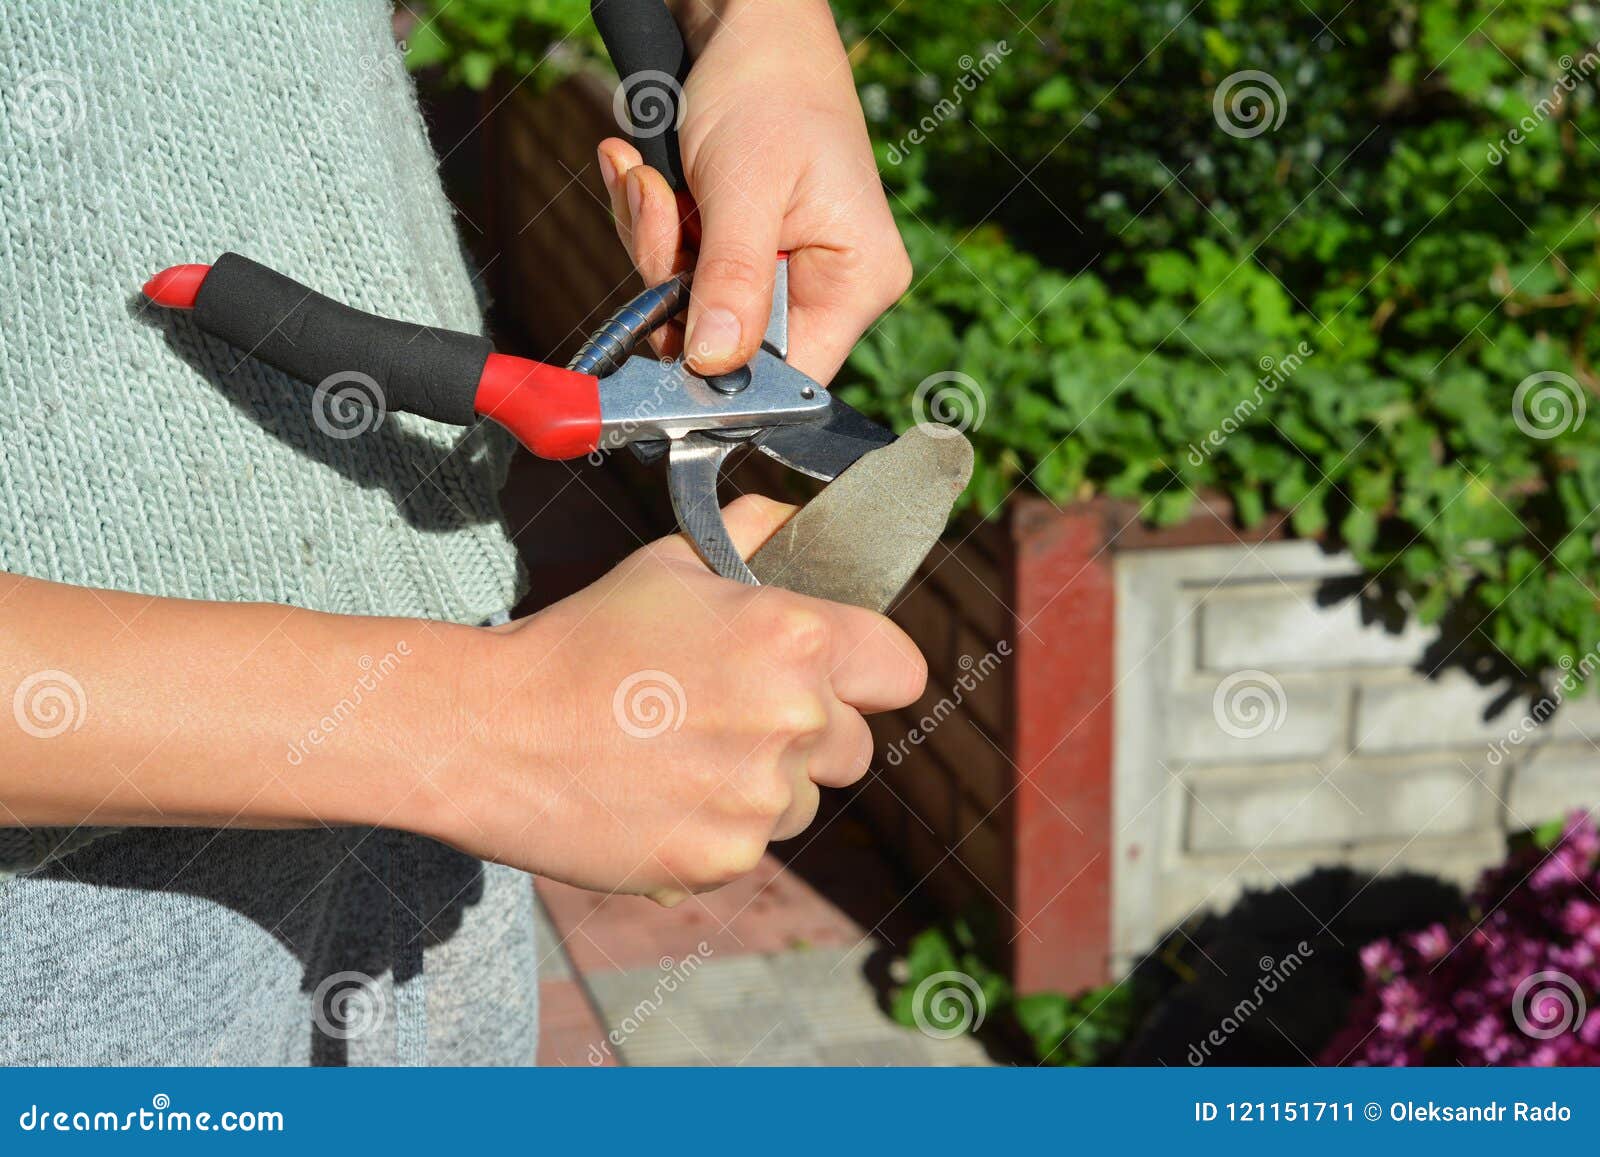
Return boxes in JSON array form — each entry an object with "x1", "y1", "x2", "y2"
[{"x1": 1008, "y1": 499, "x2": 1116, "y2": 994}]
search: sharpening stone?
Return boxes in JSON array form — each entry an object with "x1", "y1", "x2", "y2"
[{"x1": 749, "y1": 424, "x2": 975, "y2": 612}]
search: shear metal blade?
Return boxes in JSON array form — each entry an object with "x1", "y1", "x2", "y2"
[
  {"x1": 751, "y1": 395, "x2": 896, "y2": 482},
  {"x1": 668, "y1": 433, "x2": 759, "y2": 585}
]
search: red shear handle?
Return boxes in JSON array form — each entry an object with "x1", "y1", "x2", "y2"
[
  {"x1": 475, "y1": 353, "x2": 600, "y2": 459},
  {"x1": 143, "y1": 255, "x2": 602, "y2": 459}
]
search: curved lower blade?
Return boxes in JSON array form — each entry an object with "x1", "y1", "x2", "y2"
[{"x1": 667, "y1": 433, "x2": 759, "y2": 585}]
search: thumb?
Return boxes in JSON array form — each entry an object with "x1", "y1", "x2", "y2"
[
  {"x1": 718, "y1": 494, "x2": 799, "y2": 560},
  {"x1": 653, "y1": 494, "x2": 798, "y2": 570},
  {"x1": 683, "y1": 180, "x2": 783, "y2": 376}
]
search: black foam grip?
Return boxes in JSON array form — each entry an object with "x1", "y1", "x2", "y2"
[
  {"x1": 191, "y1": 252, "x2": 490, "y2": 427},
  {"x1": 591, "y1": 0, "x2": 689, "y2": 191}
]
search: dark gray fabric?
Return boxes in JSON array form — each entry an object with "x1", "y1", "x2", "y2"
[{"x1": 0, "y1": 827, "x2": 539, "y2": 1066}]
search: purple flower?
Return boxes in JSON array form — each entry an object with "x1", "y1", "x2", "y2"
[
  {"x1": 1408, "y1": 924, "x2": 1451, "y2": 963},
  {"x1": 1360, "y1": 939, "x2": 1402, "y2": 981},
  {"x1": 1324, "y1": 810, "x2": 1600, "y2": 1067}
]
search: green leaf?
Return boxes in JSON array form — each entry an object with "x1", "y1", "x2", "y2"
[
  {"x1": 404, "y1": 23, "x2": 450, "y2": 70},
  {"x1": 1342, "y1": 506, "x2": 1379, "y2": 554},
  {"x1": 460, "y1": 50, "x2": 496, "y2": 90},
  {"x1": 1533, "y1": 816, "x2": 1568, "y2": 849},
  {"x1": 1030, "y1": 75, "x2": 1077, "y2": 112}
]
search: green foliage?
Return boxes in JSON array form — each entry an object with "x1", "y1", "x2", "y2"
[
  {"x1": 404, "y1": 0, "x2": 602, "y2": 91},
  {"x1": 845, "y1": 0, "x2": 1600, "y2": 681},
  {"x1": 891, "y1": 918, "x2": 1144, "y2": 1065},
  {"x1": 888, "y1": 916, "x2": 1012, "y2": 1030},
  {"x1": 1014, "y1": 983, "x2": 1147, "y2": 1068},
  {"x1": 411, "y1": 0, "x2": 1600, "y2": 682}
]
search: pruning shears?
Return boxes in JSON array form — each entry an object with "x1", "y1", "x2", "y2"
[{"x1": 141, "y1": 0, "x2": 895, "y2": 586}]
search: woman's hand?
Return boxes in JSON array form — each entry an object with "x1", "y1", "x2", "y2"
[
  {"x1": 596, "y1": 0, "x2": 911, "y2": 386},
  {"x1": 429, "y1": 496, "x2": 926, "y2": 901}
]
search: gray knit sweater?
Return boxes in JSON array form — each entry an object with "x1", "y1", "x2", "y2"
[{"x1": 0, "y1": 2, "x2": 525, "y2": 871}]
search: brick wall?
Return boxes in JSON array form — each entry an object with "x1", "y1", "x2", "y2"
[{"x1": 1112, "y1": 539, "x2": 1600, "y2": 970}]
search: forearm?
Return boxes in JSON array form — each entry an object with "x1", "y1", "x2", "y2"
[{"x1": 0, "y1": 571, "x2": 473, "y2": 835}]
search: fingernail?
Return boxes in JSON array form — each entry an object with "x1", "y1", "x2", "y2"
[
  {"x1": 597, "y1": 150, "x2": 617, "y2": 190},
  {"x1": 625, "y1": 171, "x2": 643, "y2": 222},
  {"x1": 686, "y1": 308, "x2": 741, "y2": 368}
]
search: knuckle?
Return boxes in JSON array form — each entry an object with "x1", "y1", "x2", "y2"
[
  {"x1": 772, "y1": 788, "x2": 819, "y2": 842},
  {"x1": 767, "y1": 605, "x2": 831, "y2": 665},
  {"x1": 878, "y1": 243, "x2": 914, "y2": 303},
  {"x1": 659, "y1": 828, "x2": 764, "y2": 890},
  {"x1": 696, "y1": 243, "x2": 769, "y2": 295},
  {"x1": 655, "y1": 841, "x2": 700, "y2": 888},
  {"x1": 769, "y1": 692, "x2": 829, "y2": 740},
  {"x1": 843, "y1": 238, "x2": 912, "y2": 314},
  {"x1": 814, "y1": 716, "x2": 875, "y2": 788},
  {"x1": 740, "y1": 765, "x2": 794, "y2": 819},
  {"x1": 714, "y1": 832, "x2": 769, "y2": 880},
  {"x1": 684, "y1": 758, "x2": 725, "y2": 796}
]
